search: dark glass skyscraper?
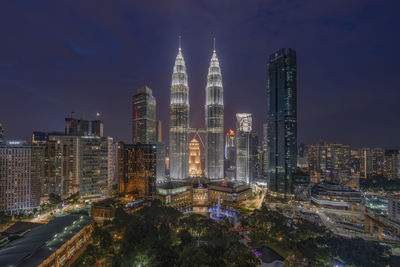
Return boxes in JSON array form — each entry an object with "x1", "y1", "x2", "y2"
[
  {"x1": 266, "y1": 48, "x2": 297, "y2": 198},
  {"x1": 132, "y1": 86, "x2": 156, "y2": 144}
]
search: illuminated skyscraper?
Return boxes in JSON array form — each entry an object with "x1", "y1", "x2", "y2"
[
  {"x1": 189, "y1": 138, "x2": 202, "y2": 177},
  {"x1": 132, "y1": 86, "x2": 156, "y2": 144},
  {"x1": 266, "y1": 48, "x2": 297, "y2": 198},
  {"x1": 170, "y1": 38, "x2": 189, "y2": 179},
  {"x1": 225, "y1": 129, "x2": 236, "y2": 175},
  {"x1": 205, "y1": 41, "x2": 224, "y2": 179},
  {"x1": 236, "y1": 113, "x2": 252, "y2": 184}
]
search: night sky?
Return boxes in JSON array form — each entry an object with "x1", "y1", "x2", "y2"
[{"x1": 1, "y1": 0, "x2": 399, "y2": 149}]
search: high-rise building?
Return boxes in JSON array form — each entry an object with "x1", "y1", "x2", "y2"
[
  {"x1": 132, "y1": 86, "x2": 156, "y2": 144},
  {"x1": 236, "y1": 113, "x2": 253, "y2": 184},
  {"x1": 0, "y1": 141, "x2": 41, "y2": 214},
  {"x1": 79, "y1": 136, "x2": 111, "y2": 198},
  {"x1": 262, "y1": 123, "x2": 268, "y2": 176},
  {"x1": 120, "y1": 143, "x2": 156, "y2": 199},
  {"x1": 170, "y1": 40, "x2": 189, "y2": 179},
  {"x1": 65, "y1": 118, "x2": 89, "y2": 136},
  {"x1": 48, "y1": 135, "x2": 80, "y2": 197},
  {"x1": 156, "y1": 142, "x2": 166, "y2": 182},
  {"x1": 384, "y1": 150, "x2": 400, "y2": 180},
  {"x1": 31, "y1": 137, "x2": 60, "y2": 199},
  {"x1": 157, "y1": 120, "x2": 162, "y2": 142},
  {"x1": 308, "y1": 142, "x2": 351, "y2": 180},
  {"x1": 388, "y1": 196, "x2": 400, "y2": 223},
  {"x1": 189, "y1": 138, "x2": 202, "y2": 177},
  {"x1": 359, "y1": 148, "x2": 385, "y2": 179},
  {"x1": 266, "y1": 48, "x2": 297, "y2": 198},
  {"x1": 225, "y1": 129, "x2": 236, "y2": 178},
  {"x1": 91, "y1": 120, "x2": 104, "y2": 137},
  {"x1": 205, "y1": 43, "x2": 224, "y2": 180},
  {"x1": 0, "y1": 122, "x2": 4, "y2": 144},
  {"x1": 249, "y1": 132, "x2": 260, "y2": 179}
]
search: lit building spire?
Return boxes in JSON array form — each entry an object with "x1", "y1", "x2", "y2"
[
  {"x1": 170, "y1": 37, "x2": 189, "y2": 179},
  {"x1": 205, "y1": 38, "x2": 224, "y2": 179}
]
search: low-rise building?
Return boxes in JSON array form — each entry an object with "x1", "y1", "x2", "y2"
[
  {"x1": 90, "y1": 199, "x2": 116, "y2": 221},
  {"x1": 208, "y1": 180, "x2": 251, "y2": 205},
  {"x1": 0, "y1": 215, "x2": 93, "y2": 267},
  {"x1": 311, "y1": 182, "x2": 361, "y2": 210},
  {"x1": 157, "y1": 181, "x2": 192, "y2": 207}
]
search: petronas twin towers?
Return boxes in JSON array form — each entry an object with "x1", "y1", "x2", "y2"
[{"x1": 169, "y1": 38, "x2": 224, "y2": 180}]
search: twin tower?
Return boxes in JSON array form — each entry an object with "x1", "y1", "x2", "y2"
[{"x1": 170, "y1": 38, "x2": 224, "y2": 180}]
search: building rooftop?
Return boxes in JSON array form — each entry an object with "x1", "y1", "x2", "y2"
[
  {"x1": 209, "y1": 180, "x2": 247, "y2": 189},
  {"x1": 316, "y1": 182, "x2": 360, "y2": 192},
  {"x1": 0, "y1": 215, "x2": 92, "y2": 267}
]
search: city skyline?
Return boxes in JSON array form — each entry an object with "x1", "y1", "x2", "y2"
[{"x1": 1, "y1": 1, "x2": 399, "y2": 149}]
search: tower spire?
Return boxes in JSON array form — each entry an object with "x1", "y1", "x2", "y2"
[
  {"x1": 213, "y1": 37, "x2": 216, "y2": 53},
  {"x1": 179, "y1": 35, "x2": 182, "y2": 51}
]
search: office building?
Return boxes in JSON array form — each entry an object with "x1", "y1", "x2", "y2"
[
  {"x1": 156, "y1": 142, "x2": 166, "y2": 182},
  {"x1": 170, "y1": 40, "x2": 189, "y2": 179},
  {"x1": 91, "y1": 120, "x2": 104, "y2": 137},
  {"x1": 65, "y1": 118, "x2": 89, "y2": 136},
  {"x1": 79, "y1": 136, "x2": 112, "y2": 198},
  {"x1": 48, "y1": 135, "x2": 80, "y2": 197},
  {"x1": 189, "y1": 138, "x2": 202, "y2": 177},
  {"x1": 157, "y1": 120, "x2": 162, "y2": 142},
  {"x1": 0, "y1": 122, "x2": 4, "y2": 144},
  {"x1": 388, "y1": 196, "x2": 400, "y2": 223},
  {"x1": 205, "y1": 43, "x2": 224, "y2": 180},
  {"x1": 132, "y1": 86, "x2": 156, "y2": 144},
  {"x1": 236, "y1": 113, "x2": 253, "y2": 184},
  {"x1": 120, "y1": 143, "x2": 156, "y2": 199},
  {"x1": 384, "y1": 150, "x2": 400, "y2": 180},
  {"x1": 262, "y1": 123, "x2": 268, "y2": 176},
  {"x1": 0, "y1": 141, "x2": 41, "y2": 214},
  {"x1": 308, "y1": 142, "x2": 351, "y2": 181},
  {"x1": 266, "y1": 48, "x2": 297, "y2": 198},
  {"x1": 359, "y1": 148, "x2": 385, "y2": 179}
]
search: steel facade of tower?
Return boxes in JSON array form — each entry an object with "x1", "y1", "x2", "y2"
[
  {"x1": 266, "y1": 48, "x2": 297, "y2": 198},
  {"x1": 205, "y1": 46, "x2": 224, "y2": 179},
  {"x1": 169, "y1": 44, "x2": 189, "y2": 179}
]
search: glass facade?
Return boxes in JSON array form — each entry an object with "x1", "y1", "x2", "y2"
[
  {"x1": 205, "y1": 48, "x2": 224, "y2": 179},
  {"x1": 266, "y1": 48, "x2": 297, "y2": 198},
  {"x1": 132, "y1": 86, "x2": 156, "y2": 144},
  {"x1": 170, "y1": 45, "x2": 189, "y2": 179},
  {"x1": 49, "y1": 135, "x2": 80, "y2": 197},
  {"x1": 79, "y1": 136, "x2": 110, "y2": 198},
  {"x1": 236, "y1": 113, "x2": 252, "y2": 184}
]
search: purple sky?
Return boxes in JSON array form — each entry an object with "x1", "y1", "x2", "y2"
[{"x1": 0, "y1": 0, "x2": 399, "y2": 149}]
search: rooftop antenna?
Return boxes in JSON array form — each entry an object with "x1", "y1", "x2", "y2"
[
  {"x1": 213, "y1": 37, "x2": 216, "y2": 53},
  {"x1": 70, "y1": 111, "x2": 75, "y2": 118},
  {"x1": 179, "y1": 35, "x2": 182, "y2": 51}
]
